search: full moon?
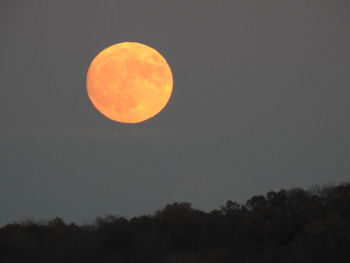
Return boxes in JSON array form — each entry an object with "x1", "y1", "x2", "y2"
[{"x1": 86, "y1": 42, "x2": 173, "y2": 123}]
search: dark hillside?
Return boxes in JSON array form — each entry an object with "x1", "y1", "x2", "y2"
[{"x1": 1, "y1": 183, "x2": 349, "y2": 262}]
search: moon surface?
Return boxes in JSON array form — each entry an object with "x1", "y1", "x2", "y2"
[{"x1": 86, "y1": 42, "x2": 173, "y2": 123}]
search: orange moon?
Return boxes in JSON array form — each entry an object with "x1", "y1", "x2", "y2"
[{"x1": 86, "y1": 42, "x2": 173, "y2": 123}]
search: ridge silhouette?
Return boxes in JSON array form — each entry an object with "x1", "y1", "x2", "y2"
[{"x1": 0, "y1": 183, "x2": 349, "y2": 262}]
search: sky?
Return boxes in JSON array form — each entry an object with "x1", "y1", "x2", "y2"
[{"x1": 1, "y1": 0, "x2": 350, "y2": 225}]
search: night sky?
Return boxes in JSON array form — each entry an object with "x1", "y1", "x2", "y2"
[{"x1": 1, "y1": 0, "x2": 350, "y2": 225}]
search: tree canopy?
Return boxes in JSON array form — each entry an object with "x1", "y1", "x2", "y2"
[{"x1": 0, "y1": 183, "x2": 349, "y2": 262}]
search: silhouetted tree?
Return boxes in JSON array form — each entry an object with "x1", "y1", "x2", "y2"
[{"x1": 0, "y1": 183, "x2": 349, "y2": 263}]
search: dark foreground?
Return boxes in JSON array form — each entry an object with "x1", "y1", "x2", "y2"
[{"x1": 1, "y1": 183, "x2": 349, "y2": 263}]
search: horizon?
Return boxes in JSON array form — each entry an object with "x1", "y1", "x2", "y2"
[{"x1": 1, "y1": 181, "x2": 346, "y2": 227}]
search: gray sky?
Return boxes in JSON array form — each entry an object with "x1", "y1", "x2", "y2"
[{"x1": 1, "y1": 0, "x2": 350, "y2": 225}]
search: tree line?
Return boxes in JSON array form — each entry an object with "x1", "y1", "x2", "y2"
[{"x1": 0, "y1": 183, "x2": 349, "y2": 262}]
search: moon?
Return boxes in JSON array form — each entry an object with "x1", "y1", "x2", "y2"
[{"x1": 86, "y1": 42, "x2": 173, "y2": 123}]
